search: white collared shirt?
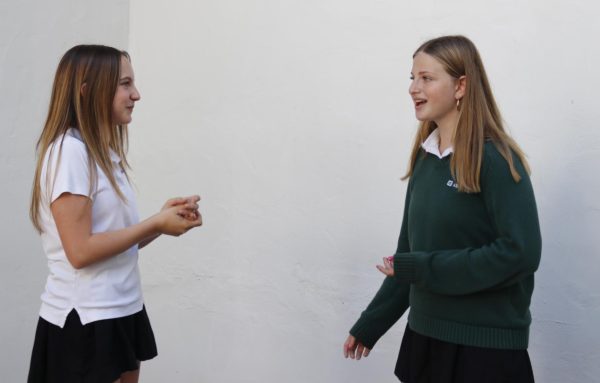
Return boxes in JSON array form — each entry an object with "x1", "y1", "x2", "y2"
[
  {"x1": 421, "y1": 128, "x2": 453, "y2": 159},
  {"x1": 38, "y1": 128, "x2": 143, "y2": 327}
]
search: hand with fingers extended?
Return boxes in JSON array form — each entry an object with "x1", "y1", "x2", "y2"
[
  {"x1": 154, "y1": 195, "x2": 202, "y2": 236},
  {"x1": 343, "y1": 334, "x2": 371, "y2": 360},
  {"x1": 376, "y1": 256, "x2": 395, "y2": 277}
]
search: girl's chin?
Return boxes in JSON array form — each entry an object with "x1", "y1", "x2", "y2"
[{"x1": 415, "y1": 112, "x2": 428, "y2": 122}]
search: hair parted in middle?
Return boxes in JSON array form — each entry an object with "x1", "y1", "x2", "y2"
[
  {"x1": 30, "y1": 44, "x2": 131, "y2": 232},
  {"x1": 403, "y1": 35, "x2": 529, "y2": 193}
]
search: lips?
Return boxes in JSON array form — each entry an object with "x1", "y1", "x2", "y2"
[{"x1": 414, "y1": 99, "x2": 427, "y2": 108}]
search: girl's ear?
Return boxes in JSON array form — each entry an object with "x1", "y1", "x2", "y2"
[
  {"x1": 80, "y1": 83, "x2": 87, "y2": 97},
  {"x1": 455, "y1": 75, "x2": 466, "y2": 99}
]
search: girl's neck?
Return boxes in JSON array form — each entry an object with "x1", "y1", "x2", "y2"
[{"x1": 435, "y1": 112, "x2": 460, "y2": 154}]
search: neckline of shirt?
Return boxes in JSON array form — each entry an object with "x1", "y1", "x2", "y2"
[{"x1": 421, "y1": 128, "x2": 453, "y2": 159}]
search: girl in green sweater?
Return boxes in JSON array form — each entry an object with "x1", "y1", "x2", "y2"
[{"x1": 343, "y1": 35, "x2": 541, "y2": 382}]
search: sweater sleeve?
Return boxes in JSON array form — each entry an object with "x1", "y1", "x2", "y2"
[
  {"x1": 392, "y1": 147, "x2": 542, "y2": 295},
  {"x1": 395, "y1": 180, "x2": 412, "y2": 254},
  {"x1": 349, "y1": 277, "x2": 410, "y2": 349},
  {"x1": 348, "y1": 182, "x2": 412, "y2": 349}
]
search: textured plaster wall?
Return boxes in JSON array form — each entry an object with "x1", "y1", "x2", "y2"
[
  {"x1": 128, "y1": 1, "x2": 600, "y2": 382},
  {"x1": 1, "y1": 0, "x2": 599, "y2": 382},
  {"x1": 0, "y1": 0, "x2": 129, "y2": 381}
]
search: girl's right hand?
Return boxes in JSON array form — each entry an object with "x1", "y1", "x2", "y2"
[{"x1": 155, "y1": 204, "x2": 202, "y2": 236}]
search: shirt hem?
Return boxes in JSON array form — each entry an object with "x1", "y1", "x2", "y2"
[{"x1": 39, "y1": 299, "x2": 144, "y2": 328}]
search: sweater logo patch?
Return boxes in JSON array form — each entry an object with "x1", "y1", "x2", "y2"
[{"x1": 446, "y1": 180, "x2": 458, "y2": 189}]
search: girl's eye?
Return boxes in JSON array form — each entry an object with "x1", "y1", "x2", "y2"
[{"x1": 423, "y1": 76, "x2": 432, "y2": 81}]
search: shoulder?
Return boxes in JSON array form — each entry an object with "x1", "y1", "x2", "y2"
[
  {"x1": 42, "y1": 130, "x2": 94, "y2": 201},
  {"x1": 47, "y1": 130, "x2": 89, "y2": 163},
  {"x1": 482, "y1": 141, "x2": 527, "y2": 175},
  {"x1": 42, "y1": 130, "x2": 91, "y2": 181},
  {"x1": 482, "y1": 140, "x2": 506, "y2": 164},
  {"x1": 481, "y1": 140, "x2": 530, "y2": 190}
]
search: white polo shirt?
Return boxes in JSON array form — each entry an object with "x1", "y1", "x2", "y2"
[{"x1": 38, "y1": 128, "x2": 143, "y2": 328}]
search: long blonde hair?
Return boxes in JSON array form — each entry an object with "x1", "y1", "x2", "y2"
[
  {"x1": 30, "y1": 45, "x2": 131, "y2": 233},
  {"x1": 403, "y1": 35, "x2": 529, "y2": 192}
]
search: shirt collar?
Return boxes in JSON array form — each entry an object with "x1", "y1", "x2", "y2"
[{"x1": 421, "y1": 128, "x2": 453, "y2": 159}]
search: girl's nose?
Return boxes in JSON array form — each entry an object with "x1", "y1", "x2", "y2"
[
  {"x1": 131, "y1": 86, "x2": 141, "y2": 101},
  {"x1": 408, "y1": 79, "x2": 419, "y2": 95}
]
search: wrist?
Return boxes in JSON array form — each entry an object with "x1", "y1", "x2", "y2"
[
  {"x1": 148, "y1": 213, "x2": 164, "y2": 236},
  {"x1": 393, "y1": 253, "x2": 417, "y2": 282}
]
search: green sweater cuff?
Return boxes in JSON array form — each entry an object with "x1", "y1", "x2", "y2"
[
  {"x1": 394, "y1": 253, "x2": 417, "y2": 283},
  {"x1": 349, "y1": 316, "x2": 379, "y2": 349}
]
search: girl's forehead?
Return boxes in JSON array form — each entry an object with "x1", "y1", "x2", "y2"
[
  {"x1": 411, "y1": 52, "x2": 445, "y2": 73},
  {"x1": 119, "y1": 57, "x2": 134, "y2": 77}
]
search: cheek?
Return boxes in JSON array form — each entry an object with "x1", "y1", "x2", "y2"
[
  {"x1": 111, "y1": 98, "x2": 123, "y2": 117},
  {"x1": 429, "y1": 84, "x2": 455, "y2": 104},
  {"x1": 112, "y1": 93, "x2": 126, "y2": 110}
]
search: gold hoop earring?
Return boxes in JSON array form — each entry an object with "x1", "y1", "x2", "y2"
[{"x1": 456, "y1": 98, "x2": 461, "y2": 111}]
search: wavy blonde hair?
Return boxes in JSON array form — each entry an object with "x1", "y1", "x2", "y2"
[
  {"x1": 403, "y1": 35, "x2": 529, "y2": 192},
  {"x1": 30, "y1": 45, "x2": 131, "y2": 233}
]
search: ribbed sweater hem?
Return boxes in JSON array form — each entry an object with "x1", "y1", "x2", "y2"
[{"x1": 408, "y1": 309, "x2": 529, "y2": 350}]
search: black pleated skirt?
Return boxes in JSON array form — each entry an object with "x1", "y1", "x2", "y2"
[
  {"x1": 28, "y1": 306, "x2": 157, "y2": 383},
  {"x1": 396, "y1": 325, "x2": 534, "y2": 383}
]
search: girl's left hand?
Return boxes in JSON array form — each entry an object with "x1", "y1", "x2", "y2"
[{"x1": 376, "y1": 256, "x2": 395, "y2": 276}]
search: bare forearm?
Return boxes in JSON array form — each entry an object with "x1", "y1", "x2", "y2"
[{"x1": 68, "y1": 215, "x2": 160, "y2": 269}]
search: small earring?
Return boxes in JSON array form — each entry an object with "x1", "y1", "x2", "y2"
[{"x1": 456, "y1": 98, "x2": 461, "y2": 111}]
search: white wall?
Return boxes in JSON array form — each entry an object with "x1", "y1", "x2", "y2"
[
  {"x1": 2, "y1": 0, "x2": 599, "y2": 382},
  {"x1": 0, "y1": 0, "x2": 129, "y2": 381}
]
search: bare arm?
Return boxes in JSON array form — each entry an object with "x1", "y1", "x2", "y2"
[
  {"x1": 138, "y1": 233, "x2": 160, "y2": 249},
  {"x1": 52, "y1": 193, "x2": 202, "y2": 269}
]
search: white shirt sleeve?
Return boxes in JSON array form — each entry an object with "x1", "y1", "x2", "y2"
[{"x1": 43, "y1": 136, "x2": 93, "y2": 203}]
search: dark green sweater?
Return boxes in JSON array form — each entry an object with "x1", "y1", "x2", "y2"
[{"x1": 350, "y1": 142, "x2": 541, "y2": 350}]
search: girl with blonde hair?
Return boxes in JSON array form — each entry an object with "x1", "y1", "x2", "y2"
[
  {"x1": 28, "y1": 45, "x2": 202, "y2": 383},
  {"x1": 343, "y1": 35, "x2": 541, "y2": 382}
]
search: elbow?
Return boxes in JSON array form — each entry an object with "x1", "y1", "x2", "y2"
[
  {"x1": 516, "y1": 239, "x2": 542, "y2": 274},
  {"x1": 66, "y1": 256, "x2": 86, "y2": 270},
  {"x1": 64, "y1": 250, "x2": 90, "y2": 270},
  {"x1": 528, "y1": 247, "x2": 542, "y2": 273}
]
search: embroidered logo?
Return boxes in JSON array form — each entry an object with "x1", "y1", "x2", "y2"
[{"x1": 446, "y1": 180, "x2": 458, "y2": 189}]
